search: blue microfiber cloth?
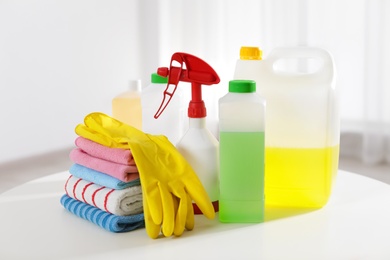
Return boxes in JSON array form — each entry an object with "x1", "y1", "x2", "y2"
[
  {"x1": 69, "y1": 164, "x2": 140, "y2": 190},
  {"x1": 60, "y1": 194, "x2": 145, "y2": 233}
]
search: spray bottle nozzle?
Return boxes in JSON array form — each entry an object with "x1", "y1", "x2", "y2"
[
  {"x1": 154, "y1": 52, "x2": 220, "y2": 119},
  {"x1": 157, "y1": 67, "x2": 169, "y2": 77}
]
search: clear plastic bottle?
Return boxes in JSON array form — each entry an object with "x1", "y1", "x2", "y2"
[
  {"x1": 141, "y1": 73, "x2": 183, "y2": 145},
  {"x1": 112, "y1": 80, "x2": 142, "y2": 130},
  {"x1": 219, "y1": 80, "x2": 265, "y2": 223}
]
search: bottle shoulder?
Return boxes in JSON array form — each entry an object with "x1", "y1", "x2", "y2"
[
  {"x1": 114, "y1": 91, "x2": 141, "y2": 99},
  {"x1": 178, "y1": 124, "x2": 218, "y2": 149},
  {"x1": 219, "y1": 92, "x2": 265, "y2": 104}
]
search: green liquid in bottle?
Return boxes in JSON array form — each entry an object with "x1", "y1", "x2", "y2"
[{"x1": 219, "y1": 131, "x2": 265, "y2": 223}]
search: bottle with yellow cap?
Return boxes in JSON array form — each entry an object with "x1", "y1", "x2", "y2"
[
  {"x1": 234, "y1": 46, "x2": 339, "y2": 209},
  {"x1": 234, "y1": 47, "x2": 263, "y2": 86}
]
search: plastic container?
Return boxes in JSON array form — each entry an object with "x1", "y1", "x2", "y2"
[
  {"x1": 219, "y1": 80, "x2": 265, "y2": 223},
  {"x1": 234, "y1": 46, "x2": 339, "y2": 208},
  {"x1": 177, "y1": 117, "x2": 220, "y2": 213},
  {"x1": 141, "y1": 73, "x2": 183, "y2": 145},
  {"x1": 154, "y1": 52, "x2": 220, "y2": 213},
  {"x1": 112, "y1": 80, "x2": 142, "y2": 130}
]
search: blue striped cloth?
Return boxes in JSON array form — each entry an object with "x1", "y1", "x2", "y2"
[
  {"x1": 69, "y1": 164, "x2": 141, "y2": 190},
  {"x1": 60, "y1": 194, "x2": 145, "y2": 233}
]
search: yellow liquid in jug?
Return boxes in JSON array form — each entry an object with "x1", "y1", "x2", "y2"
[{"x1": 265, "y1": 145, "x2": 339, "y2": 208}]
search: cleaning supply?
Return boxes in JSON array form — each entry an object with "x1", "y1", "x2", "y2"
[
  {"x1": 218, "y1": 80, "x2": 265, "y2": 223},
  {"x1": 234, "y1": 47, "x2": 263, "y2": 81},
  {"x1": 112, "y1": 79, "x2": 142, "y2": 129},
  {"x1": 234, "y1": 46, "x2": 339, "y2": 208},
  {"x1": 60, "y1": 194, "x2": 145, "y2": 233},
  {"x1": 69, "y1": 148, "x2": 138, "y2": 182},
  {"x1": 154, "y1": 52, "x2": 220, "y2": 214},
  {"x1": 69, "y1": 164, "x2": 140, "y2": 190},
  {"x1": 64, "y1": 175, "x2": 143, "y2": 216},
  {"x1": 75, "y1": 112, "x2": 215, "y2": 239},
  {"x1": 141, "y1": 73, "x2": 183, "y2": 145},
  {"x1": 75, "y1": 136, "x2": 135, "y2": 165}
]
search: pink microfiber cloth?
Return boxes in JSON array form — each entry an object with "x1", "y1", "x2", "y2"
[
  {"x1": 69, "y1": 148, "x2": 138, "y2": 182},
  {"x1": 65, "y1": 175, "x2": 143, "y2": 216},
  {"x1": 75, "y1": 136, "x2": 135, "y2": 165}
]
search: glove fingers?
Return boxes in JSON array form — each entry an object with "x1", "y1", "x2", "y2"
[
  {"x1": 184, "y1": 180, "x2": 215, "y2": 220},
  {"x1": 84, "y1": 113, "x2": 117, "y2": 139},
  {"x1": 76, "y1": 125, "x2": 125, "y2": 148},
  {"x1": 143, "y1": 184, "x2": 163, "y2": 226},
  {"x1": 92, "y1": 113, "x2": 133, "y2": 143},
  {"x1": 173, "y1": 188, "x2": 187, "y2": 237},
  {"x1": 84, "y1": 112, "x2": 145, "y2": 146},
  {"x1": 172, "y1": 195, "x2": 181, "y2": 234},
  {"x1": 75, "y1": 114, "x2": 127, "y2": 148},
  {"x1": 158, "y1": 183, "x2": 174, "y2": 237},
  {"x1": 185, "y1": 193, "x2": 195, "y2": 231},
  {"x1": 143, "y1": 195, "x2": 161, "y2": 239},
  {"x1": 173, "y1": 194, "x2": 179, "y2": 217}
]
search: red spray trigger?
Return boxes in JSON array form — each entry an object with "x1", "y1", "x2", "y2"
[
  {"x1": 154, "y1": 52, "x2": 220, "y2": 119},
  {"x1": 154, "y1": 53, "x2": 184, "y2": 119}
]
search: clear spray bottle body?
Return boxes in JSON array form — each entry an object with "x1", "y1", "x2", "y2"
[{"x1": 176, "y1": 117, "x2": 219, "y2": 213}]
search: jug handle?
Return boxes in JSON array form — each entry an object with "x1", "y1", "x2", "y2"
[{"x1": 266, "y1": 47, "x2": 334, "y2": 84}]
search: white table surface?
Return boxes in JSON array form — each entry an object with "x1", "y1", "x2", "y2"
[{"x1": 1, "y1": 170, "x2": 390, "y2": 259}]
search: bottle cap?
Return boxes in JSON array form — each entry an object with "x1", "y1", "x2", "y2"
[
  {"x1": 151, "y1": 73, "x2": 168, "y2": 84},
  {"x1": 240, "y1": 47, "x2": 262, "y2": 60},
  {"x1": 128, "y1": 79, "x2": 142, "y2": 92},
  {"x1": 229, "y1": 80, "x2": 256, "y2": 93}
]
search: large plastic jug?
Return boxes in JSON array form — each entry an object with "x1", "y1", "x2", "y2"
[
  {"x1": 234, "y1": 46, "x2": 339, "y2": 208},
  {"x1": 219, "y1": 80, "x2": 266, "y2": 222}
]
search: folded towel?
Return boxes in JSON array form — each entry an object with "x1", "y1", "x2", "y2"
[
  {"x1": 70, "y1": 164, "x2": 140, "y2": 190},
  {"x1": 69, "y1": 148, "x2": 138, "y2": 182},
  {"x1": 65, "y1": 175, "x2": 143, "y2": 216},
  {"x1": 60, "y1": 194, "x2": 145, "y2": 233},
  {"x1": 75, "y1": 136, "x2": 135, "y2": 165}
]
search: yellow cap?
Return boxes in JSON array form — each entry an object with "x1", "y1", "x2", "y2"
[{"x1": 240, "y1": 46, "x2": 262, "y2": 60}]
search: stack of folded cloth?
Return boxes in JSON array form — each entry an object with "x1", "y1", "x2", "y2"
[{"x1": 60, "y1": 136, "x2": 145, "y2": 233}]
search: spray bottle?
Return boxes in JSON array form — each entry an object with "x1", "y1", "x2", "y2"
[{"x1": 154, "y1": 52, "x2": 220, "y2": 214}]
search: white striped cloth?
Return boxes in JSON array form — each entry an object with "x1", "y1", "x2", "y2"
[{"x1": 64, "y1": 175, "x2": 143, "y2": 216}]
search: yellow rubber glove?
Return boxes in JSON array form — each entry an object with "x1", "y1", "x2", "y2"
[{"x1": 75, "y1": 112, "x2": 215, "y2": 238}]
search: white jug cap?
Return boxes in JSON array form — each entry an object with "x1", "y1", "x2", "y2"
[{"x1": 128, "y1": 79, "x2": 141, "y2": 92}]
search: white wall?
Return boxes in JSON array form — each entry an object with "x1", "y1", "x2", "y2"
[
  {"x1": 0, "y1": 1, "x2": 142, "y2": 163},
  {"x1": 2, "y1": 0, "x2": 389, "y2": 165}
]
